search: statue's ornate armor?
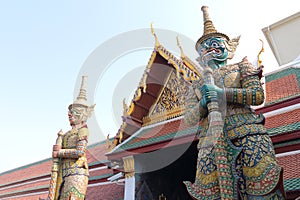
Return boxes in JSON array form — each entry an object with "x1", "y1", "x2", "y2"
[
  {"x1": 55, "y1": 127, "x2": 89, "y2": 200},
  {"x1": 184, "y1": 60, "x2": 284, "y2": 199}
]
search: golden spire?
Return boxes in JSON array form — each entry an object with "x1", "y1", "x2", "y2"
[
  {"x1": 257, "y1": 39, "x2": 264, "y2": 67},
  {"x1": 151, "y1": 22, "x2": 161, "y2": 48},
  {"x1": 196, "y1": 6, "x2": 229, "y2": 50}
]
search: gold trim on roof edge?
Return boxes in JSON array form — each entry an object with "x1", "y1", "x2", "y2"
[
  {"x1": 156, "y1": 45, "x2": 200, "y2": 82},
  {"x1": 176, "y1": 36, "x2": 203, "y2": 80},
  {"x1": 106, "y1": 134, "x2": 115, "y2": 152},
  {"x1": 143, "y1": 106, "x2": 185, "y2": 126},
  {"x1": 118, "y1": 123, "x2": 126, "y2": 143},
  {"x1": 140, "y1": 50, "x2": 157, "y2": 93},
  {"x1": 151, "y1": 25, "x2": 201, "y2": 82},
  {"x1": 123, "y1": 51, "x2": 157, "y2": 118}
]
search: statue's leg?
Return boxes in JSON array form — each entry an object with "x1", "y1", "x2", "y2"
[
  {"x1": 184, "y1": 147, "x2": 220, "y2": 200},
  {"x1": 234, "y1": 152, "x2": 247, "y2": 199},
  {"x1": 59, "y1": 175, "x2": 88, "y2": 200},
  {"x1": 233, "y1": 134, "x2": 285, "y2": 199}
]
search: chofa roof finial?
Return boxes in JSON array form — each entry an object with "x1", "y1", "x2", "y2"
[
  {"x1": 176, "y1": 36, "x2": 186, "y2": 59},
  {"x1": 151, "y1": 22, "x2": 161, "y2": 48}
]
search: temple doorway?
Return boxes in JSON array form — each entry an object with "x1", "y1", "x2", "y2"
[{"x1": 134, "y1": 141, "x2": 198, "y2": 200}]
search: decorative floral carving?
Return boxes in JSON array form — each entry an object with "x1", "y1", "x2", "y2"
[{"x1": 151, "y1": 71, "x2": 190, "y2": 115}]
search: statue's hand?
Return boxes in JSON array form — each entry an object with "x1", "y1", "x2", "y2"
[
  {"x1": 52, "y1": 150, "x2": 59, "y2": 158},
  {"x1": 52, "y1": 145, "x2": 61, "y2": 158},
  {"x1": 199, "y1": 84, "x2": 224, "y2": 108},
  {"x1": 57, "y1": 129, "x2": 64, "y2": 136}
]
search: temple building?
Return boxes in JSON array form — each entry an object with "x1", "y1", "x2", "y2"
[{"x1": 1, "y1": 9, "x2": 300, "y2": 200}]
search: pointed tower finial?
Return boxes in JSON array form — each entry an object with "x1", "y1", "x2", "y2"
[
  {"x1": 176, "y1": 36, "x2": 186, "y2": 59},
  {"x1": 151, "y1": 22, "x2": 161, "y2": 48},
  {"x1": 196, "y1": 6, "x2": 229, "y2": 50},
  {"x1": 73, "y1": 76, "x2": 89, "y2": 107},
  {"x1": 201, "y1": 6, "x2": 216, "y2": 36}
]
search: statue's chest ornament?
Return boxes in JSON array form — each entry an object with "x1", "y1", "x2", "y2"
[
  {"x1": 63, "y1": 129, "x2": 78, "y2": 147},
  {"x1": 214, "y1": 66, "x2": 241, "y2": 88}
]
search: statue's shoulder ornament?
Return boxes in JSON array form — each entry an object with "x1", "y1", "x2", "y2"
[
  {"x1": 218, "y1": 63, "x2": 240, "y2": 77},
  {"x1": 78, "y1": 127, "x2": 89, "y2": 141},
  {"x1": 215, "y1": 63, "x2": 240, "y2": 88},
  {"x1": 238, "y1": 58, "x2": 263, "y2": 79}
]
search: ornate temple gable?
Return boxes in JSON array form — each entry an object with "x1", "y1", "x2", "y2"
[
  {"x1": 111, "y1": 28, "x2": 202, "y2": 148},
  {"x1": 143, "y1": 70, "x2": 191, "y2": 126}
]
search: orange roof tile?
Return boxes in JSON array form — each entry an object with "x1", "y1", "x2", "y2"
[
  {"x1": 0, "y1": 179, "x2": 49, "y2": 196},
  {"x1": 86, "y1": 183, "x2": 124, "y2": 200},
  {"x1": 0, "y1": 159, "x2": 51, "y2": 185},
  {"x1": 87, "y1": 141, "x2": 110, "y2": 163},
  {"x1": 265, "y1": 108, "x2": 300, "y2": 129},
  {"x1": 266, "y1": 74, "x2": 300, "y2": 104},
  {"x1": 277, "y1": 153, "x2": 300, "y2": 180},
  {"x1": 12, "y1": 193, "x2": 48, "y2": 200}
]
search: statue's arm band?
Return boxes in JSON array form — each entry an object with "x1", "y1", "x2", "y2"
[
  {"x1": 57, "y1": 139, "x2": 87, "y2": 158},
  {"x1": 225, "y1": 75, "x2": 264, "y2": 106}
]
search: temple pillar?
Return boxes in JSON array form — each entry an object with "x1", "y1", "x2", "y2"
[{"x1": 123, "y1": 156, "x2": 135, "y2": 200}]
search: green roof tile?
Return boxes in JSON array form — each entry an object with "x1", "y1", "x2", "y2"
[
  {"x1": 268, "y1": 122, "x2": 300, "y2": 136},
  {"x1": 274, "y1": 138, "x2": 300, "y2": 148},
  {"x1": 266, "y1": 67, "x2": 300, "y2": 83},
  {"x1": 284, "y1": 178, "x2": 300, "y2": 191},
  {"x1": 114, "y1": 123, "x2": 200, "y2": 153}
]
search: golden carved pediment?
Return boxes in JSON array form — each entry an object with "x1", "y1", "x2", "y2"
[{"x1": 143, "y1": 70, "x2": 191, "y2": 126}]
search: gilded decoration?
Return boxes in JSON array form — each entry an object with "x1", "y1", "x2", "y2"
[
  {"x1": 118, "y1": 26, "x2": 203, "y2": 129},
  {"x1": 177, "y1": 36, "x2": 203, "y2": 81},
  {"x1": 123, "y1": 156, "x2": 135, "y2": 178},
  {"x1": 143, "y1": 70, "x2": 190, "y2": 125},
  {"x1": 106, "y1": 134, "x2": 115, "y2": 152},
  {"x1": 157, "y1": 45, "x2": 200, "y2": 82},
  {"x1": 257, "y1": 39, "x2": 264, "y2": 67}
]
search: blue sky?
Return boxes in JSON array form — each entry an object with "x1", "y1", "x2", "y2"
[{"x1": 1, "y1": 0, "x2": 299, "y2": 173}]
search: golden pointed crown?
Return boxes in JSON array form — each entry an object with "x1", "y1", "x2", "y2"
[
  {"x1": 72, "y1": 76, "x2": 89, "y2": 108},
  {"x1": 196, "y1": 6, "x2": 230, "y2": 50}
]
